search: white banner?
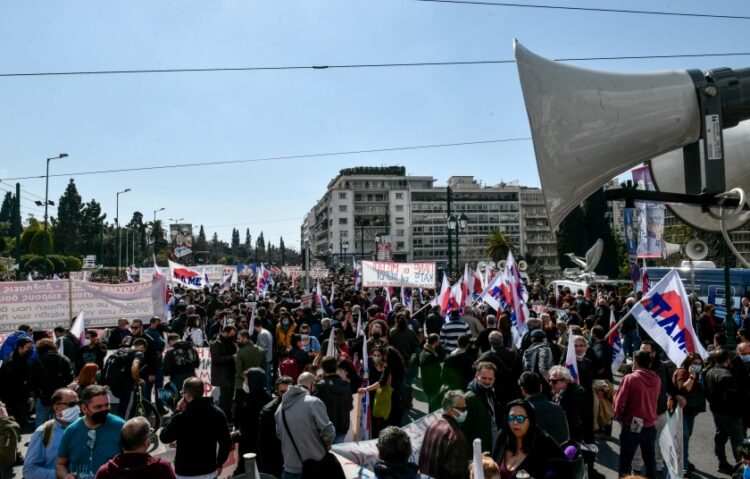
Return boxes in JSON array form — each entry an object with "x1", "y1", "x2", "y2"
[
  {"x1": 332, "y1": 411, "x2": 441, "y2": 470},
  {"x1": 659, "y1": 406, "x2": 684, "y2": 479},
  {"x1": 0, "y1": 278, "x2": 167, "y2": 332},
  {"x1": 361, "y1": 261, "x2": 436, "y2": 288}
]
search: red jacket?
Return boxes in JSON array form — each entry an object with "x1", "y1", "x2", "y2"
[
  {"x1": 614, "y1": 368, "x2": 661, "y2": 428},
  {"x1": 95, "y1": 452, "x2": 175, "y2": 479}
]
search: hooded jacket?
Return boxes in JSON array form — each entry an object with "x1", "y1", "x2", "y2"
[
  {"x1": 462, "y1": 379, "x2": 499, "y2": 453},
  {"x1": 275, "y1": 385, "x2": 335, "y2": 474},
  {"x1": 95, "y1": 452, "x2": 175, "y2": 479},
  {"x1": 374, "y1": 460, "x2": 420, "y2": 479},
  {"x1": 614, "y1": 367, "x2": 661, "y2": 428},
  {"x1": 315, "y1": 375, "x2": 353, "y2": 435}
]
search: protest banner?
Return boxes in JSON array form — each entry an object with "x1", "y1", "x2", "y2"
[
  {"x1": 332, "y1": 411, "x2": 441, "y2": 470},
  {"x1": 361, "y1": 261, "x2": 436, "y2": 288},
  {"x1": 659, "y1": 406, "x2": 684, "y2": 479},
  {"x1": 0, "y1": 278, "x2": 167, "y2": 332}
]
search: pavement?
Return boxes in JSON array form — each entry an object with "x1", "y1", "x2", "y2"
[{"x1": 3, "y1": 374, "x2": 744, "y2": 478}]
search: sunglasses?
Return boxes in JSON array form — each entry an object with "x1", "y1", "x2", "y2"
[
  {"x1": 60, "y1": 401, "x2": 79, "y2": 407},
  {"x1": 507, "y1": 415, "x2": 527, "y2": 424},
  {"x1": 549, "y1": 378, "x2": 563, "y2": 384}
]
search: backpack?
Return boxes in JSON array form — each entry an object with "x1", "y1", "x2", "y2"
[
  {"x1": 41, "y1": 419, "x2": 57, "y2": 447},
  {"x1": 279, "y1": 358, "x2": 300, "y2": 382},
  {"x1": 0, "y1": 416, "x2": 19, "y2": 468},
  {"x1": 102, "y1": 348, "x2": 134, "y2": 391},
  {"x1": 173, "y1": 344, "x2": 198, "y2": 368}
]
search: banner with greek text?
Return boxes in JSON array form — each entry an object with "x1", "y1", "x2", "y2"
[
  {"x1": 361, "y1": 261, "x2": 436, "y2": 288},
  {"x1": 0, "y1": 278, "x2": 167, "y2": 332}
]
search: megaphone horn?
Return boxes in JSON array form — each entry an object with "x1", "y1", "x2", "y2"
[
  {"x1": 661, "y1": 241, "x2": 682, "y2": 259},
  {"x1": 518, "y1": 260, "x2": 528, "y2": 271},
  {"x1": 514, "y1": 40, "x2": 750, "y2": 231},
  {"x1": 498, "y1": 260, "x2": 507, "y2": 270},
  {"x1": 686, "y1": 239, "x2": 709, "y2": 261}
]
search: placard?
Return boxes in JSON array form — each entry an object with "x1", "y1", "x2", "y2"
[{"x1": 361, "y1": 261, "x2": 436, "y2": 288}]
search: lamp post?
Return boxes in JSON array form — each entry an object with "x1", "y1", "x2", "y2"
[
  {"x1": 116, "y1": 188, "x2": 131, "y2": 272},
  {"x1": 328, "y1": 244, "x2": 333, "y2": 269},
  {"x1": 153, "y1": 208, "x2": 165, "y2": 224},
  {"x1": 456, "y1": 213, "x2": 468, "y2": 273},
  {"x1": 340, "y1": 237, "x2": 349, "y2": 266},
  {"x1": 375, "y1": 233, "x2": 381, "y2": 261},
  {"x1": 44, "y1": 153, "x2": 68, "y2": 276},
  {"x1": 152, "y1": 208, "x2": 165, "y2": 256},
  {"x1": 447, "y1": 215, "x2": 457, "y2": 277}
]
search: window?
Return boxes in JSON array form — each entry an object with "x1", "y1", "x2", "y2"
[
  {"x1": 340, "y1": 230, "x2": 349, "y2": 237},
  {"x1": 339, "y1": 205, "x2": 347, "y2": 212},
  {"x1": 339, "y1": 218, "x2": 348, "y2": 225},
  {"x1": 395, "y1": 205, "x2": 404, "y2": 212},
  {"x1": 396, "y1": 242, "x2": 405, "y2": 249},
  {"x1": 395, "y1": 217, "x2": 405, "y2": 224},
  {"x1": 395, "y1": 192, "x2": 403, "y2": 199},
  {"x1": 396, "y1": 229, "x2": 405, "y2": 236},
  {"x1": 339, "y1": 192, "x2": 347, "y2": 199}
]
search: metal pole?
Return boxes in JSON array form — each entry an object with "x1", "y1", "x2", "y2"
[
  {"x1": 360, "y1": 222, "x2": 364, "y2": 260},
  {"x1": 456, "y1": 227, "x2": 460, "y2": 274},
  {"x1": 117, "y1": 193, "x2": 121, "y2": 272},
  {"x1": 44, "y1": 158, "x2": 50, "y2": 277},
  {"x1": 15, "y1": 183, "x2": 21, "y2": 280},
  {"x1": 447, "y1": 186, "x2": 453, "y2": 278},
  {"x1": 125, "y1": 228, "x2": 129, "y2": 268},
  {"x1": 723, "y1": 239, "x2": 736, "y2": 349},
  {"x1": 100, "y1": 223, "x2": 104, "y2": 267}
]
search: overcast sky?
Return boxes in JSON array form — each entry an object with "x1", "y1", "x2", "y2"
[{"x1": 1, "y1": 0, "x2": 748, "y2": 250}]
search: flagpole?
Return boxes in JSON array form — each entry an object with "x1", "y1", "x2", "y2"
[
  {"x1": 412, "y1": 301, "x2": 433, "y2": 317},
  {"x1": 603, "y1": 308, "x2": 635, "y2": 340}
]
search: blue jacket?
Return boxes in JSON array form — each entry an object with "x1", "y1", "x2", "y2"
[
  {"x1": 0, "y1": 331, "x2": 37, "y2": 363},
  {"x1": 23, "y1": 419, "x2": 66, "y2": 479}
]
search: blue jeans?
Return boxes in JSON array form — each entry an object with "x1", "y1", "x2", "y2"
[
  {"x1": 282, "y1": 471, "x2": 303, "y2": 479},
  {"x1": 35, "y1": 399, "x2": 53, "y2": 427},
  {"x1": 620, "y1": 426, "x2": 657, "y2": 479},
  {"x1": 683, "y1": 412, "x2": 697, "y2": 467},
  {"x1": 142, "y1": 367, "x2": 165, "y2": 409}
]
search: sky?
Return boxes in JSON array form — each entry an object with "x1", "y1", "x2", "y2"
[{"x1": 1, "y1": 0, "x2": 748, "y2": 252}]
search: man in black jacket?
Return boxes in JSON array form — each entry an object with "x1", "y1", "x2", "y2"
[
  {"x1": 76, "y1": 329, "x2": 108, "y2": 373},
  {"x1": 705, "y1": 348, "x2": 745, "y2": 473},
  {"x1": 27, "y1": 338, "x2": 74, "y2": 427},
  {"x1": 315, "y1": 356, "x2": 353, "y2": 444},
  {"x1": 209, "y1": 325, "x2": 237, "y2": 421},
  {"x1": 520, "y1": 371, "x2": 569, "y2": 445},
  {"x1": 476, "y1": 331, "x2": 523, "y2": 406},
  {"x1": 419, "y1": 334, "x2": 445, "y2": 412},
  {"x1": 441, "y1": 334, "x2": 476, "y2": 390},
  {"x1": 424, "y1": 305, "x2": 444, "y2": 337},
  {"x1": 258, "y1": 376, "x2": 293, "y2": 478},
  {"x1": 160, "y1": 377, "x2": 232, "y2": 478},
  {"x1": 462, "y1": 361, "x2": 500, "y2": 453}
]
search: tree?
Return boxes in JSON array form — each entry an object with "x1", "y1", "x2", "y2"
[
  {"x1": 193, "y1": 224, "x2": 209, "y2": 255},
  {"x1": 231, "y1": 228, "x2": 240, "y2": 254},
  {"x1": 52, "y1": 179, "x2": 84, "y2": 255},
  {"x1": 0, "y1": 192, "x2": 12, "y2": 222},
  {"x1": 556, "y1": 205, "x2": 587, "y2": 269},
  {"x1": 80, "y1": 199, "x2": 107, "y2": 258},
  {"x1": 485, "y1": 230, "x2": 514, "y2": 263},
  {"x1": 9, "y1": 194, "x2": 22, "y2": 238},
  {"x1": 29, "y1": 230, "x2": 53, "y2": 256},
  {"x1": 255, "y1": 231, "x2": 266, "y2": 262},
  {"x1": 279, "y1": 236, "x2": 286, "y2": 264},
  {"x1": 126, "y1": 212, "x2": 146, "y2": 265},
  {"x1": 582, "y1": 189, "x2": 620, "y2": 278},
  {"x1": 150, "y1": 219, "x2": 168, "y2": 255}
]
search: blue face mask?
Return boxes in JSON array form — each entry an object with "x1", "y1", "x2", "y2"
[
  {"x1": 744, "y1": 464, "x2": 750, "y2": 479},
  {"x1": 741, "y1": 354, "x2": 750, "y2": 364},
  {"x1": 692, "y1": 365, "x2": 702, "y2": 374}
]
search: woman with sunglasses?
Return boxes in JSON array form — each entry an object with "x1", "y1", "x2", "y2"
[{"x1": 491, "y1": 399, "x2": 566, "y2": 479}]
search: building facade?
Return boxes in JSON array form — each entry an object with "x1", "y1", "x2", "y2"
[{"x1": 301, "y1": 167, "x2": 560, "y2": 271}]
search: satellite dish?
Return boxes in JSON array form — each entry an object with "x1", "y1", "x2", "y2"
[
  {"x1": 565, "y1": 239, "x2": 604, "y2": 273},
  {"x1": 686, "y1": 239, "x2": 709, "y2": 261}
]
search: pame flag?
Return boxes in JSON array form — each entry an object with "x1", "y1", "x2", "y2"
[
  {"x1": 168, "y1": 260, "x2": 206, "y2": 289},
  {"x1": 608, "y1": 310, "x2": 625, "y2": 374},
  {"x1": 630, "y1": 269, "x2": 708, "y2": 366},
  {"x1": 565, "y1": 330, "x2": 580, "y2": 384},
  {"x1": 478, "y1": 269, "x2": 513, "y2": 314},
  {"x1": 256, "y1": 265, "x2": 273, "y2": 295}
]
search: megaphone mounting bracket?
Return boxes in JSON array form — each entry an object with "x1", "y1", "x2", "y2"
[{"x1": 604, "y1": 186, "x2": 748, "y2": 211}]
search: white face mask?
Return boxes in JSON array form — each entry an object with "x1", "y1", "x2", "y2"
[
  {"x1": 83, "y1": 339, "x2": 92, "y2": 347},
  {"x1": 242, "y1": 383, "x2": 250, "y2": 394},
  {"x1": 60, "y1": 405, "x2": 80, "y2": 424},
  {"x1": 454, "y1": 409, "x2": 468, "y2": 423}
]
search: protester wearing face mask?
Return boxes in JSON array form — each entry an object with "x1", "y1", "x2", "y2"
[
  {"x1": 23, "y1": 388, "x2": 80, "y2": 479},
  {"x1": 732, "y1": 342, "x2": 750, "y2": 438},
  {"x1": 56, "y1": 385, "x2": 126, "y2": 479},
  {"x1": 418, "y1": 390, "x2": 469, "y2": 479},
  {"x1": 76, "y1": 330, "x2": 107, "y2": 373},
  {"x1": 672, "y1": 353, "x2": 706, "y2": 474},
  {"x1": 0, "y1": 336, "x2": 34, "y2": 424},
  {"x1": 274, "y1": 313, "x2": 297, "y2": 357}
]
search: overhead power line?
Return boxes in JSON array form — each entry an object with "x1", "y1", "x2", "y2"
[
  {"x1": 413, "y1": 0, "x2": 750, "y2": 20},
  {"x1": 1, "y1": 52, "x2": 750, "y2": 78},
  {"x1": 2, "y1": 138, "x2": 531, "y2": 181}
]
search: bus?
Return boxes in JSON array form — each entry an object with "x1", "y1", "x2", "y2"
[{"x1": 647, "y1": 262, "x2": 750, "y2": 321}]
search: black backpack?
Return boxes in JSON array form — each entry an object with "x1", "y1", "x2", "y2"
[
  {"x1": 173, "y1": 344, "x2": 197, "y2": 368},
  {"x1": 39, "y1": 354, "x2": 71, "y2": 405},
  {"x1": 102, "y1": 348, "x2": 133, "y2": 391}
]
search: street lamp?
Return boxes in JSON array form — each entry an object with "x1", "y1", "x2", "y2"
[
  {"x1": 340, "y1": 238, "x2": 349, "y2": 266},
  {"x1": 328, "y1": 244, "x2": 334, "y2": 268},
  {"x1": 447, "y1": 215, "x2": 457, "y2": 276},
  {"x1": 153, "y1": 207, "x2": 165, "y2": 224},
  {"x1": 374, "y1": 233, "x2": 382, "y2": 260},
  {"x1": 456, "y1": 213, "x2": 468, "y2": 272},
  {"x1": 116, "y1": 188, "x2": 131, "y2": 272},
  {"x1": 44, "y1": 153, "x2": 68, "y2": 276}
]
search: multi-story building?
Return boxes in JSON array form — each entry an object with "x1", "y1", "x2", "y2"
[{"x1": 301, "y1": 167, "x2": 560, "y2": 271}]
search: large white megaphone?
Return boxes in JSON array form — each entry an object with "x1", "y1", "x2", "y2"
[
  {"x1": 661, "y1": 241, "x2": 682, "y2": 259},
  {"x1": 514, "y1": 41, "x2": 750, "y2": 231},
  {"x1": 686, "y1": 239, "x2": 709, "y2": 261}
]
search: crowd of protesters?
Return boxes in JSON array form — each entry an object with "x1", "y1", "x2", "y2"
[{"x1": 0, "y1": 270, "x2": 750, "y2": 479}]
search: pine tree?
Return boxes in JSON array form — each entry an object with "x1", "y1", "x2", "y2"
[
  {"x1": 0, "y1": 192, "x2": 12, "y2": 222},
  {"x1": 255, "y1": 231, "x2": 266, "y2": 262},
  {"x1": 80, "y1": 200, "x2": 106, "y2": 257},
  {"x1": 279, "y1": 236, "x2": 286, "y2": 264},
  {"x1": 9, "y1": 194, "x2": 22, "y2": 238},
  {"x1": 52, "y1": 179, "x2": 84, "y2": 255},
  {"x1": 231, "y1": 228, "x2": 240, "y2": 253},
  {"x1": 193, "y1": 225, "x2": 209, "y2": 254}
]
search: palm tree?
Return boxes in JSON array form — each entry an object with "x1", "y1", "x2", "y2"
[
  {"x1": 148, "y1": 220, "x2": 168, "y2": 255},
  {"x1": 485, "y1": 230, "x2": 513, "y2": 263}
]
